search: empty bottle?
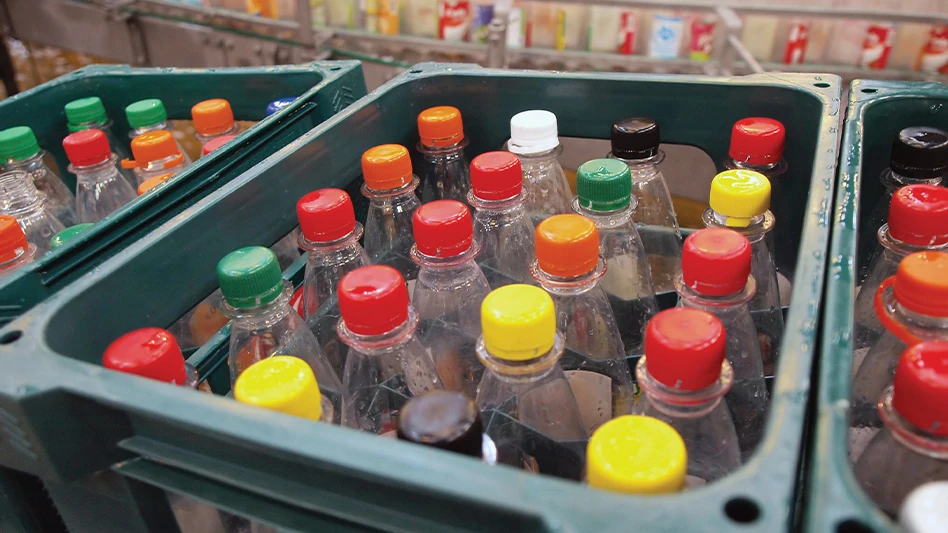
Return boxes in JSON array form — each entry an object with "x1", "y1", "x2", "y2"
[
  {"x1": 724, "y1": 117, "x2": 787, "y2": 181},
  {"x1": 900, "y1": 482, "x2": 948, "y2": 533},
  {"x1": 397, "y1": 390, "x2": 497, "y2": 463},
  {"x1": 63, "y1": 129, "x2": 137, "y2": 224},
  {"x1": 416, "y1": 106, "x2": 471, "y2": 204},
  {"x1": 0, "y1": 126, "x2": 77, "y2": 227},
  {"x1": 201, "y1": 135, "x2": 237, "y2": 158},
  {"x1": 854, "y1": 341, "x2": 948, "y2": 516},
  {"x1": 234, "y1": 355, "x2": 335, "y2": 423},
  {"x1": 121, "y1": 131, "x2": 187, "y2": 186},
  {"x1": 704, "y1": 169, "x2": 783, "y2": 375},
  {"x1": 475, "y1": 284, "x2": 588, "y2": 479},
  {"x1": 192, "y1": 99, "x2": 241, "y2": 149},
  {"x1": 608, "y1": 117, "x2": 682, "y2": 293},
  {"x1": 125, "y1": 99, "x2": 193, "y2": 164},
  {"x1": 0, "y1": 170, "x2": 65, "y2": 254},
  {"x1": 0, "y1": 215, "x2": 35, "y2": 278},
  {"x1": 507, "y1": 110, "x2": 573, "y2": 225},
  {"x1": 50, "y1": 223, "x2": 93, "y2": 251},
  {"x1": 64, "y1": 96, "x2": 137, "y2": 185},
  {"x1": 677, "y1": 228, "x2": 768, "y2": 459},
  {"x1": 361, "y1": 144, "x2": 421, "y2": 280},
  {"x1": 467, "y1": 151, "x2": 535, "y2": 286},
  {"x1": 336, "y1": 265, "x2": 442, "y2": 434},
  {"x1": 102, "y1": 327, "x2": 205, "y2": 389},
  {"x1": 266, "y1": 97, "x2": 296, "y2": 116},
  {"x1": 411, "y1": 200, "x2": 491, "y2": 396},
  {"x1": 586, "y1": 415, "x2": 687, "y2": 494},
  {"x1": 632, "y1": 307, "x2": 740, "y2": 483}
]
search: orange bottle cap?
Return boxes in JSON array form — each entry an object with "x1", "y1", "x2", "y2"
[
  {"x1": 894, "y1": 251, "x2": 948, "y2": 317},
  {"x1": 138, "y1": 173, "x2": 174, "y2": 195},
  {"x1": 192, "y1": 99, "x2": 235, "y2": 135},
  {"x1": 535, "y1": 214, "x2": 599, "y2": 277},
  {"x1": 418, "y1": 106, "x2": 464, "y2": 147},
  {"x1": 361, "y1": 144, "x2": 413, "y2": 190},
  {"x1": 0, "y1": 215, "x2": 28, "y2": 262},
  {"x1": 122, "y1": 131, "x2": 183, "y2": 169}
]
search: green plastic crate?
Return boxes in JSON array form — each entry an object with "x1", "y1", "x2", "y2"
[
  {"x1": 805, "y1": 81, "x2": 948, "y2": 533},
  {"x1": 0, "y1": 61, "x2": 366, "y2": 327},
  {"x1": 0, "y1": 64, "x2": 839, "y2": 532}
]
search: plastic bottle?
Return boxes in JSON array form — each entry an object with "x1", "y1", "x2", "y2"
[
  {"x1": 507, "y1": 110, "x2": 573, "y2": 226},
  {"x1": 62, "y1": 129, "x2": 137, "y2": 224},
  {"x1": 64, "y1": 96, "x2": 137, "y2": 185},
  {"x1": 192, "y1": 99, "x2": 241, "y2": 149},
  {"x1": 234, "y1": 355, "x2": 335, "y2": 423},
  {"x1": 266, "y1": 97, "x2": 297, "y2": 117},
  {"x1": 102, "y1": 327, "x2": 204, "y2": 389},
  {"x1": 0, "y1": 170, "x2": 65, "y2": 254},
  {"x1": 416, "y1": 106, "x2": 471, "y2": 204},
  {"x1": 361, "y1": 144, "x2": 421, "y2": 280},
  {"x1": 201, "y1": 135, "x2": 237, "y2": 157},
  {"x1": 854, "y1": 341, "x2": 948, "y2": 516},
  {"x1": 586, "y1": 415, "x2": 687, "y2": 494},
  {"x1": 125, "y1": 99, "x2": 193, "y2": 164},
  {"x1": 0, "y1": 215, "x2": 36, "y2": 278},
  {"x1": 50, "y1": 223, "x2": 93, "y2": 251},
  {"x1": 475, "y1": 284, "x2": 588, "y2": 480},
  {"x1": 704, "y1": 169, "x2": 783, "y2": 375},
  {"x1": 396, "y1": 390, "x2": 497, "y2": 463},
  {"x1": 410, "y1": 200, "x2": 491, "y2": 396},
  {"x1": 677, "y1": 228, "x2": 768, "y2": 460},
  {"x1": 0, "y1": 126, "x2": 77, "y2": 227},
  {"x1": 632, "y1": 307, "x2": 740, "y2": 484},
  {"x1": 724, "y1": 117, "x2": 787, "y2": 182},
  {"x1": 121, "y1": 131, "x2": 188, "y2": 186},
  {"x1": 467, "y1": 151, "x2": 535, "y2": 286},
  {"x1": 337, "y1": 265, "x2": 443, "y2": 434},
  {"x1": 137, "y1": 173, "x2": 174, "y2": 196},
  {"x1": 901, "y1": 481, "x2": 948, "y2": 533},
  {"x1": 608, "y1": 117, "x2": 682, "y2": 293}
]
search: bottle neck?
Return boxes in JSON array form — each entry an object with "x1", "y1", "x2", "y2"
[
  {"x1": 417, "y1": 138, "x2": 468, "y2": 160},
  {"x1": 571, "y1": 199, "x2": 636, "y2": 227},
  {"x1": 336, "y1": 306, "x2": 420, "y2": 353},
  {"x1": 703, "y1": 208, "x2": 774, "y2": 242},
  {"x1": 674, "y1": 273, "x2": 757, "y2": 308},
  {"x1": 196, "y1": 123, "x2": 240, "y2": 143},
  {"x1": 72, "y1": 118, "x2": 113, "y2": 132},
  {"x1": 140, "y1": 154, "x2": 184, "y2": 174},
  {"x1": 467, "y1": 188, "x2": 527, "y2": 213},
  {"x1": 0, "y1": 171, "x2": 46, "y2": 216},
  {"x1": 531, "y1": 258, "x2": 605, "y2": 297},
  {"x1": 0, "y1": 243, "x2": 36, "y2": 275},
  {"x1": 610, "y1": 149, "x2": 665, "y2": 169},
  {"x1": 878, "y1": 224, "x2": 948, "y2": 254},
  {"x1": 222, "y1": 283, "x2": 295, "y2": 328},
  {"x1": 883, "y1": 298, "x2": 948, "y2": 337},
  {"x1": 634, "y1": 356, "x2": 734, "y2": 418},
  {"x1": 362, "y1": 177, "x2": 420, "y2": 201},
  {"x1": 299, "y1": 224, "x2": 365, "y2": 263},
  {"x1": 881, "y1": 169, "x2": 943, "y2": 191},
  {"x1": 510, "y1": 143, "x2": 563, "y2": 163},
  {"x1": 130, "y1": 121, "x2": 172, "y2": 137},
  {"x1": 879, "y1": 386, "x2": 948, "y2": 460},
  {"x1": 70, "y1": 155, "x2": 121, "y2": 181},
  {"x1": 726, "y1": 157, "x2": 787, "y2": 178},
  {"x1": 475, "y1": 333, "x2": 565, "y2": 384},
  {"x1": 411, "y1": 240, "x2": 480, "y2": 270}
]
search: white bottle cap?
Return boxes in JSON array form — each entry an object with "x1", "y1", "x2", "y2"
[
  {"x1": 508, "y1": 110, "x2": 559, "y2": 155},
  {"x1": 901, "y1": 481, "x2": 948, "y2": 533}
]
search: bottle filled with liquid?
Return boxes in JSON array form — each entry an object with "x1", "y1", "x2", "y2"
[{"x1": 397, "y1": 390, "x2": 497, "y2": 463}]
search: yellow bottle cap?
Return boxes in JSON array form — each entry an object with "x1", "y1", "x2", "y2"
[
  {"x1": 481, "y1": 284, "x2": 556, "y2": 361},
  {"x1": 587, "y1": 415, "x2": 687, "y2": 494},
  {"x1": 233, "y1": 356, "x2": 322, "y2": 421},
  {"x1": 709, "y1": 169, "x2": 771, "y2": 228}
]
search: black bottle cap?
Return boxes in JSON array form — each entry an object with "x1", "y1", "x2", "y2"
[
  {"x1": 396, "y1": 390, "x2": 483, "y2": 458},
  {"x1": 611, "y1": 117, "x2": 660, "y2": 160},
  {"x1": 890, "y1": 126, "x2": 948, "y2": 180}
]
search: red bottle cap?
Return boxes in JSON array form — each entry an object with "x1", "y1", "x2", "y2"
[
  {"x1": 413, "y1": 200, "x2": 473, "y2": 257},
  {"x1": 470, "y1": 151, "x2": 523, "y2": 201},
  {"x1": 102, "y1": 328, "x2": 187, "y2": 385},
  {"x1": 888, "y1": 184, "x2": 948, "y2": 246},
  {"x1": 201, "y1": 134, "x2": 237, "y2": 157},
  {"x1": 681, "y1": 228, "x2": 752, "y2": 296},
  {"x1": 729, "y1": 118, "x2": 786, "y2": 166},
  {"x1": 0, "y1": 215, "x2": 28, "y2": 262},
  {"x1": 296, "y1": 188, "x2": 356, "y2": 243},
  {"x1": 62, "y1": 129, "x2": 111, "y2": 167},
  {"x1": 644, "y1": 308, "x2": 727, "y2": 391},
  {"x1": 893, "y1": 251, "x2": 948, "y2": 318},
  {"x1": 338, "y1": 265, "x2": 409, "y2": 336},
  {"x1": 892, "y1": 341, "x2": 948, "y2": 436}
]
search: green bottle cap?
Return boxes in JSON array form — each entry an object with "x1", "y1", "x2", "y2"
[
  {"x1": 0, "y1": 126, "x2": 41, "y2": 162},
  {"x1": 65, "y1": 97, "x2": 108, "y2": 131},
  {"x1": 125, "y1": 99, "x2": 168, "y2": 129},
  {"x1": 50, "y1": 223, "x2": 95, "y2": 250},
  {"x1": 576, "y1": 158, "x2": 633, "y2": 212},
  {"x1": 217, "y1": 246, "x2": 285, "y2": 309}
]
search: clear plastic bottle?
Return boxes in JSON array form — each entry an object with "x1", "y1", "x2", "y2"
[
  {"x1": 506, "y1": 110, "x2": 573, "y2": 226},
  {"x1": 0, "y1": 126, "x2": 77, "y2": 227},
  {"x1": 900, "y1": 481, "x2": 948, "y2": 533},
  {"x1": 336, "y1": 265, "x2": 443, "y2": 435},
  {"x1": 396, "y1": 390, "x2": 497, "y2": 464},
  {"x1": 475, "y1": 284, "x2": 588, "y2": 480},
  {"x1": 200, "y1": 135, "x2": 237, "y2": 158},
  {"x1": 632, "y1": 307, "x2": 741, "y2": 484},
  {"x1": 607, "y1": 117, "x2": 682, "y2": 293},
  {"x1": 0, "y1": 170, "x2": 65, "y2": 254},
  {"x1": 586, "y1": 415, "x2": 687, "y2": 494},
  {"x1": 361, "y1": 144, "x2": 421, "y2": 281},
  {"x1": 266, "y1": 98, "x2": 297, "y2": 117},
  {"x1": 704, "y1": 169, "x2": 783, "y2": 375},
  {"x1": 121, "y1": 131, "x2": 188, "y2": 186},
  {"x1": 416, "y1": 106, "x2": 471, "y2": 204},
  {"x1": 467, "y1": 151, "x2": 535, "y2": 286},
  {"x1": 234, "y1": 356, "x2": 335, "y2": 424},
  {"x1": 102, "y1": 327, "x2": 204, "y2": 390},
  {"x1": 62, "y1": 129, "x2": 137, "y2": 224},
  {"x1": 571, "y1": 158, "x2": 659, "y2": 354},
  {"x1": 0, "y1": 215, "x2": 36, "y2": 278},
  {"x1": 64, "y1": 96, "x2": 138, "y2": 186},
  {"x1": 49, "y1": 223, "x2": 93, "y2": 251},
  {"x1": 192, "y1": 99, "x2": 242, "y2": 149},
  {"x1": 676, "y1": 228, "x2": 768, "y2": 460},
  {"x1": 125, "y1": 99, "x2": 193, "y2": 165},
  {"x1": 854, "y1": 341, "x2": 948, "y2": 516}
]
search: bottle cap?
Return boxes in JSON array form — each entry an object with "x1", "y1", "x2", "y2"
[
  {"x1": 470, "y1": 151, "x2": 522, "y2": 201},
  {"x1": 201, "y1": 135, "x2": 237, "y2": 157},
  {"x1": 709, "y1": 169, "x2": 771, "y2": 227},
  {"x1": 901, "y1": 481, "x2": 948, "y2": 533},
  {"x1": 102, "y1": 328, "x2": 187, "y2": 384},
  {"x1": 233, "y1": 356, "x2": 323, "y2": 421},
  {"x1": 192, "y1": 99, "x2": 236, "y2": 136},
  {"x1": 481, "y1": 284, "x2": 556, "y2": 361},
  {"x1": 65, "y1": 96, "x2": 109, "y2": 131},
  {"x1": 63, "y1": 129, "x2": 111, "y2": 167},
  {"x1": 361, "y1": 144, "x2": 413, "y2": 190},
  {"x1": 681, "y1": 228, "x2": 752, "y2": 296},
  {"x1": 586, "y1": 415, "x2": 687, "y2": 494},
  {"x1": 49, "y1": 223, "x2": 94, "y2": 251},
  {"x1": 644, "y1": 308, "x2": 727, "y2": 390},
  {"x1": 125, "y1": 99, "x2": 168, "y2": 129},
  {"x1": 893, "y1": 251, "x2": 948, "y2": 318},
  {"x1": 397, "y1": 390, "x2": 483, "y2": 458},
  {"x1": 890, "y1": 126, "x2": 948, "y2": 180},
  {"x1": 123, "y1": 131, "x2": 183, "y2": 169},
  {"x1": 418, "y1": 106, "x2": 465, "y2": 147},
  {"x1": 217, "y1": 246, "x2": 285, "y2": 309},
  {"x1": 297, "y1": 188, "x2": 356, "y2": 243},
  {"x1": 266, "y1": 97, "x2": 296, "y2": 117},
  {"x1": 338, "y1": 265, "x2": 409, "y2": 336},
  {"x1": 888, "y1": 184, "x2": 948, "y2": 246},
  {"x1": 892, "y1": 341, "x2": 948, "y2": 437},
  {"x1": 610, "y1": 117, "x2": 660, "y2": 160},
  {"x1": 728, "y1": 117, "x2": 786, "y2": 166},
  {"x1": 413, "y1": 200, "x2": 473, "y2": 257},
  {"x1": 508, "y1": 110, "x2": 559, "y2": 155},
  {"x1": 137, "y1": 173, "x2": 174, "y2": 195},
  {"x1": 576, "y1": 158, "x2": 633, "y2": 211},
  {"x1": 0, "y1": 126, "x2": 41, "y2": 162},
  {"x1": 0, "y1": 215, "x2": 28, "y2": 262},
  {"x1": 535, "y1": 214, "x2": 599, "y2": 277}
]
